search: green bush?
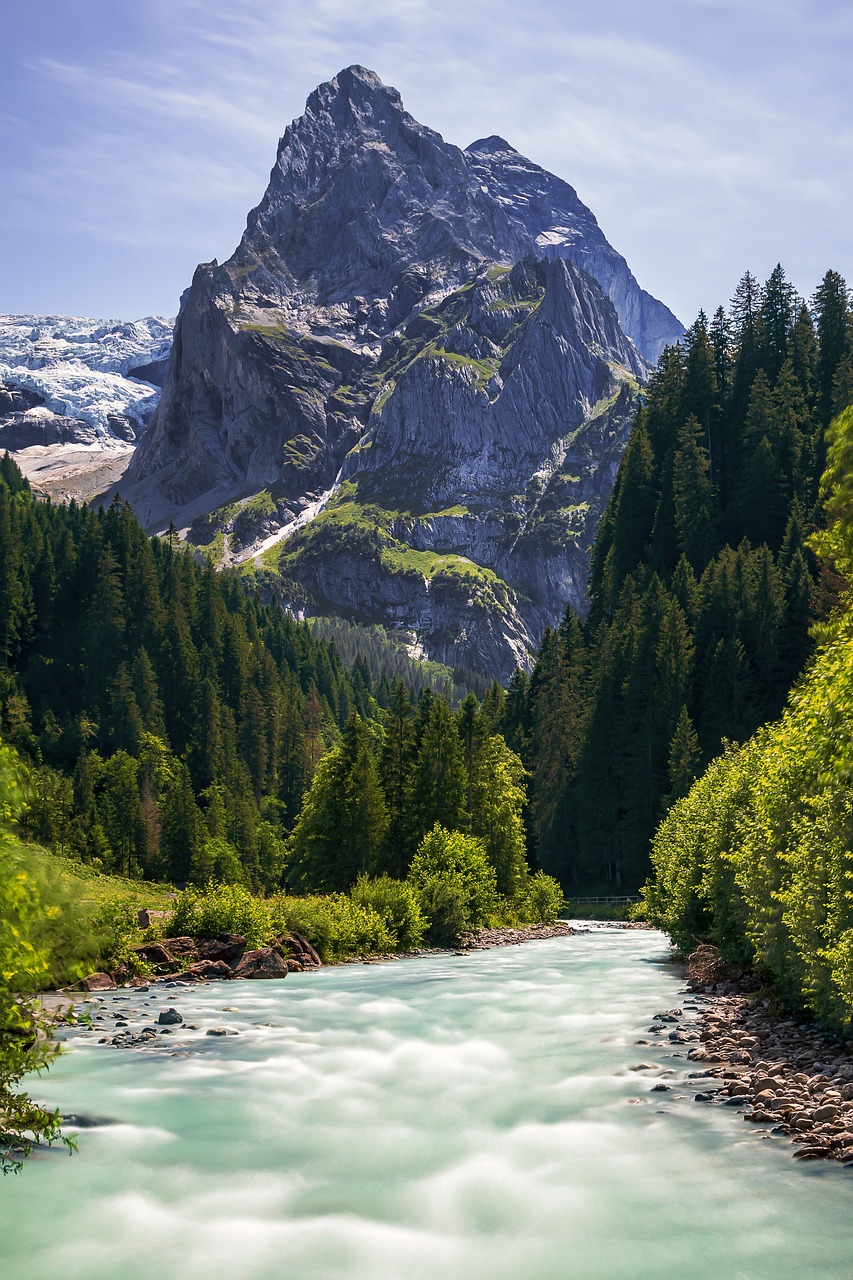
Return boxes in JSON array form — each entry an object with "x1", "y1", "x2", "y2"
[
  {"x1": 89, "y1": 900, "x2": 141, "y2": 971},
  {"x1": 407, "y1": 826, "x2": 498, "y2": 945},
  {"x1": 516, "y1": 871, "x2": 564, "y2": 924},
  {"x1": 270, "y1": 893, "x2": 394, "y2": 961},
  {"x1": 169, "y1": 882, "x2": 273, "y2": 948},
  {"x1": 350, "y1": 874, "x2": 426, "y2": 950},
  {"x1": 0, "y1": 738, "x2": 71, "y2": 1169}
]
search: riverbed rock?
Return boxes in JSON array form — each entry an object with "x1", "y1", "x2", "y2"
[
  {"x1": 162, "y1": 936, "x2": 199, "y2": 959},
  {"x1": 231, "y1": 948, "x2": 290, "y2": 980},
  {"x1": 282, "y1": 932, "x2": 322, "y2": 967},
  {"x1": 78, "y1": 972, "x2": 116, "y2": 991},
  {"x1": 158, "y1": 1008, "x2": 183, "y2": 1025},
  {"x1": 133, "y1": 942, "x2": 173, "y2": 965},
  {"x1": 169, "y1": 959, "x2": 235, "y2": 982},
  {"x1": 197, "y1": 933, "x2": 246, "y2": 963}
]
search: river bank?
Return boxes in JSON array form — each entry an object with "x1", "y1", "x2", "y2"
[
  {"x1": 642, "y1": 943, "x2": 853, "y2": 1166},
  {"x1": 40, "y1": 921, "x2": 588, "y2": 1025}
]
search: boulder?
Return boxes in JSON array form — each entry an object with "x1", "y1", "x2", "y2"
[
  {"x1": 283, "y1": 931, "x2": 322, "y2": 967},
  {"x1": 232, "y1": 948, "x2": 290, "y2": 980},
  {"x1": 178, "y1": 960, "x2": 233, "y2": 981},
  {"x1": 197, "y1": 933, "x2": 246, "y2": 963},
  {"x1": 133, "y1": 942, "x2": 173, "y2": 965},
  {"x1": 162, "y1": 936, "x2": 199, "y2": 959},
  {"x1": 79, "y1": 972, "x2": 116, "y2": 991},
  {"x1": 158, "y1": 1008, "x2": 183, "y2": 1025}
]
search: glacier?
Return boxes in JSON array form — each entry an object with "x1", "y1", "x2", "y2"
[{"x1": 0, "y1": 314, "x2": 172, "y2": 442}]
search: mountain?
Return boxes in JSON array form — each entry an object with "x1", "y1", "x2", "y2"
[
  {"x1": 118, "y1": 66, "x2": 682, "y2": 677},
  {"x1": 0, "y1": 314, "x2": 171, "y2": 501}
]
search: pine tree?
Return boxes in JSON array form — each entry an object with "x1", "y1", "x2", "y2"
[
  {"x1": 412, "y1": 697, "x2": 466, "y2": 843},
  {"x1": 664, "y1": 706, "x2": 701, "y2": 808}
]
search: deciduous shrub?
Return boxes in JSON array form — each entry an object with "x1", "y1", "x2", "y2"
[
  {"x1": 407, "y1": 826, "x2": 497, "y2": 944},
  {"x1": 0, "y1": 738, "x2": 70, "y2": 1169},
  {"x1": 350, "y1": 874, "x2": 426, "y2": 951},
  {"x1": 169, "y1": 882, "x2": 273, "y2": 948},
  {"x1": 516, "y1": 871, "x2": 564, "y2": 924},
  {"x1": 270, "y1": 893, "x2": 394, "y2": 960}
]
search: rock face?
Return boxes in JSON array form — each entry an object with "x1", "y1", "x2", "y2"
[
  {"x1": 464, "y1": 137, "x2": 680, "y2": 364},
  {"x1": 231, "y1": 948, "x2": 290, "y2": 980},
  {"x1": 122, "y1": 66, "x2": 682, "y2": 676}
]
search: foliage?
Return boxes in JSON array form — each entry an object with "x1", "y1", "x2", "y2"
[
  {"x1": 349, "y1": 874, "x2": 427, "y2": 951},
  {"x1": 644, "y1": 405, "x2": 853, "y2": 1030},
  {"x1": 515, "y1": 871, "x2": 564, "y2": 924},
  {"x1": 269, "y1": 893, "x2": 394, "y2": 960},
  {"x1": 523, "y1": 267, "x2": 852, "y2": 892},
  {"x1": 168, "y1": 882, "x2": 273, "y2": 950},
  {"x1": 407, "y1": 826, "x2": 498, "y2": 944},
  {"x1": 287, "y1": 712, "x2": 388, "y2": 891},
  {"x1": 0, "y1": 738, "x2": 70, "y2": 1171}
]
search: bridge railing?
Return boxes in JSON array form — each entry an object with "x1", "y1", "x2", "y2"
[{"x1": 564, "y1": 895, "x2": 641, "y2": 907}]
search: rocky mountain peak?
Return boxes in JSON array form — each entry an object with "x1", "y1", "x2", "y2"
[
  {"x1": 120, "y1": 68, "x2": 683, "y2": 675},
  {"x1": 466, "y1": 135, "x2": 519, "y2": 156},
  {"x1": 301, "y1": 64, "x2": 405, "y2": 128}
]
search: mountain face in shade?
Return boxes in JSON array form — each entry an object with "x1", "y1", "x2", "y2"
[{"x1": 123, "y1": 66, "x2": 680, "y2": 678}]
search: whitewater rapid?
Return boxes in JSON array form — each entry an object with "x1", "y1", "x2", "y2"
[{"x1": 3, "y1": 930, "x2": 850, "y2": 1279}]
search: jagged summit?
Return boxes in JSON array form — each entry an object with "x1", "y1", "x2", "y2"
[
  {"x1": 120, "y1": 67, "x2": 683, "y2": 676},
  {"x1": 466, "y1": 135, "x2": 518, "y2": 155},
  {"x1": 302, "y1": 64, "x2": 404, "y2": 117}
]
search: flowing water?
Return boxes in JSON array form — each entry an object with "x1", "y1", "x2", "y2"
[{"x1": 2, "y1": 929, "x2": 851, "y2": 1279}]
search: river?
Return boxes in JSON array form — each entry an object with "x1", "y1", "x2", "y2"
[{"x1": 2, "y1": 928, "x2": 851, "y2": 1279}]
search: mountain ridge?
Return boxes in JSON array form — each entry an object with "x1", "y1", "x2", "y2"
[{"x1": 113, "y1": 66, "x2": 681, "y2": 676}]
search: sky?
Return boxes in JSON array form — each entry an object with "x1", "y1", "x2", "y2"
[{"x1": 1, "y1": 0, "x2": 850, "y2": 327}]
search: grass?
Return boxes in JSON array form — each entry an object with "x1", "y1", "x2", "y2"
[
  {"x1": 431, "y1": 348, "x2": 499, "y2": 389},
  {"x1": 13, "y1": 839, "x2": 175, "y2": 988}
]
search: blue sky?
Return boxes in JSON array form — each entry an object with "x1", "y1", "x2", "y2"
[{"x1": 1, "y1": 0, "x2": 850, "y2": 326}]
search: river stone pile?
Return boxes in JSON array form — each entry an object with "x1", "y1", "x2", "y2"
[
  {"x1": 661, "y1": 946, "x2": 853, "y2": 1166},
  {"x1": 457, "y1": 922, "x2": 577, "y2": 950},
  {"x1": 685, "y1": 993, "x2": 853, "y2": 1164},
  {"x1": 75, "y1": 929, "x2": 323, "y2": 991}
]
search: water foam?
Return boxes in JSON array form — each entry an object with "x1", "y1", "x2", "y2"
[{"x1": 4, "y1": 933, "x2": 851, "y2": 1280}]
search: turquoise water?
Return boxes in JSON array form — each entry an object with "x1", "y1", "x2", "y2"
[{"x1": 2, "y1": 929, "x2": 851, "y2": 1279}]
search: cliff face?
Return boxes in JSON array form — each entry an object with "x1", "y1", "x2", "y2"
[
  {"x1": 124, "y1": 66, "x2": 677, "y2": 678},
  {"x1": 465, "y1": 137, "x2": 681, "y2": 364}
]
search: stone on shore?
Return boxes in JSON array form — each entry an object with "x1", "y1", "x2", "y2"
[
  {"x1": 197, "y1": 933, "x2": 247, "y2": 962},
  {"x1": 78, "y1": 972, "x2": 116, "y2": 991},
  {"x1": 231, "y1": 948, "x2": 290, "y2": 980}
]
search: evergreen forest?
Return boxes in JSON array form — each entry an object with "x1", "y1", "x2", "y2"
[
  {"x1": 515, "y1": 267, "x2": 853, "y2": 893},
  {"x1": 0, "y1": 454, "x2": 541, "y2": 906},
  {"x1": 644, "y1": 404, "x2": 853, "y2": 1029}
]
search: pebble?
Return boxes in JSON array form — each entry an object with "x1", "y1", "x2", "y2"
[{"x1": 661, "y1": 980, "x2": 853, "y2": 1165}]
